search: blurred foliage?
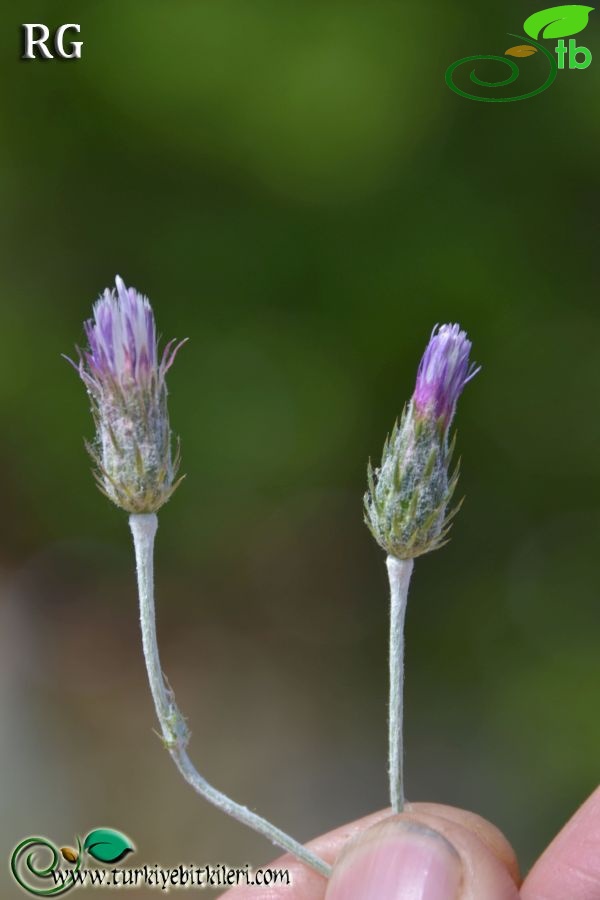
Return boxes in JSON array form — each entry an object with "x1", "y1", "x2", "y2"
[{"x1": 0, "y1": 0, "x2": 599, "y2": 886}]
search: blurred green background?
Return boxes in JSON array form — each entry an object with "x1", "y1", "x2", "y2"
[{"x1": 1, "y1": 0, "x2": 599, "y2": 895}]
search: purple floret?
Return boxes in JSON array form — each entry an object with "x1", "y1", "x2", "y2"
[
  {"x1": 74, "y1": 276, "x2": 185, "y2": 394},
  {"x1": 413, "y1": 324, "x2": 480, "y2": 427}
]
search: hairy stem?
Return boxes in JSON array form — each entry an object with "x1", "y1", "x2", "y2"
[
  {"x1": 386, "y1": 555, "x2": 414, "y2": 814},
  {"x1": 129, "y1": 512, "x2": 331, "y2": 878}
]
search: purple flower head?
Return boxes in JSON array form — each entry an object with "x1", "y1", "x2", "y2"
[
  {"x1": 68, "y1": 277, "x2": 186, "y2": 514},
  {"x1": 79, "y1": 276, "x2": 185, "y2": 394},
  {"x1": 413, "y1": 324, "x2": 480, "y2": 429},
  {"x1": 365, "y1": 322, "x2": 479, "y2": 558}
]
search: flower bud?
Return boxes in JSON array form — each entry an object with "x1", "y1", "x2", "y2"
[
  {"x1": 364, "y1": 324, "x2": 479, "y2": 559},
  {"x1": 68, "y1": 276, "x2": 186, "y2": 513}
]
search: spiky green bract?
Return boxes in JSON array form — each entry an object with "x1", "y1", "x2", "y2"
[
  {"x1": 85, "y1": 371, "x2": 184, "y2": 514},
  {"x1": 364, "y1": 401, "x2": 461, "y2": 559}
]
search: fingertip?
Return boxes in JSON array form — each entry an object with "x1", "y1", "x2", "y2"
[
  {"x1": 220, "y1": 803, "x2": 521, "y2": 900},
  {"x1": 325, "y1": 819, "x2": 463, "y2": 900},
  {"x1": 326, "y1": 810, "x2": 519, "y2": 900},
  {"x1": 522, "y1": 785, "x2": 600, "y2": 900},
  {"x1": 408, "y1": 802, "x2": 520, "y2": 884}
]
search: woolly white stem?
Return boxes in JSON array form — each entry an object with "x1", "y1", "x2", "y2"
[
  {"x1": 129, "y1": 513, "x2": 331, "y2": 878},
  {"x1": 386, "y1": 555, "x2": 414, "y2": 814}
]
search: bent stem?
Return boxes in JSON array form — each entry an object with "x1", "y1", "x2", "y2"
[
  {"x1": 129, "y1": 513, "x2": 331, "y2": 878},
  {"x1": 386, "y1": 555, "x2": 414, "y2": 814}
]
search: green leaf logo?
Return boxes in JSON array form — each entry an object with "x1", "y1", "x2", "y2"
[
  {"x1": 83, "y1": 829, "x2": 134, "y2": 864},
  {"x1": 524, "y1": 5, "x2": 594, "y2": 39}
]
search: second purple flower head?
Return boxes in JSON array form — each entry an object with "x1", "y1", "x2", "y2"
[
  {"x1": 365, "y1": 323, "x2": 479, "y2": 559},
  {"x1": 413, "y1": 324, "x2": 480, "y2": 429}
]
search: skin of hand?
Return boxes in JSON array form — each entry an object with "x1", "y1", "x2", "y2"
[{"x1": 221, "y1": 786, "x2": 600, "y2": 900}]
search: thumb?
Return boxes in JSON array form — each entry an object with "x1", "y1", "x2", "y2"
[{"x1": 325, "y1": 813, "x2": 520, "y2": 900}]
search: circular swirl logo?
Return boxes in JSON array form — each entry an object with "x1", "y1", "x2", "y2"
[
  {"x1": 10, "y1": 829, "x2": 134, "y2": 896},
  {"x1": 445, "y1": 34, "x2": 557, "y2": 102},
  {"x1": 10, "y1": 837, "x2": 82, "y2": 896}
]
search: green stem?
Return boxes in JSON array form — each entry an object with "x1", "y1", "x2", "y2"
[
  {"x1": 129, "y1": 512, "x2": 331, "y2": 878},
  {"x1": 386, "y1": 555, "x2": 414, "y2": 813}
]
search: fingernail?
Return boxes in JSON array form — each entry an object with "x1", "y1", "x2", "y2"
[{"x1": 325, "y1": 820, "x2": 462, "y2": 900}]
